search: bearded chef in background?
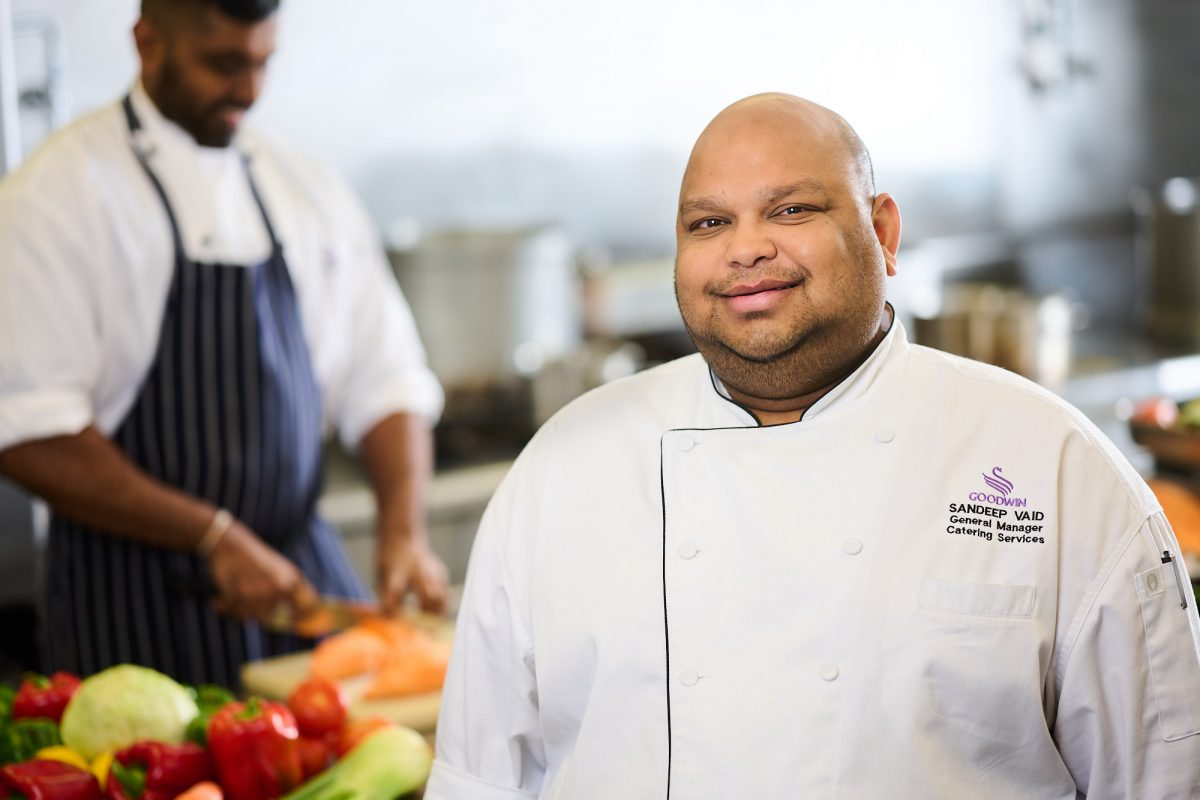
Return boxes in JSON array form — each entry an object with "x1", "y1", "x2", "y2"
[
  {"x1": 0, "y1": 0, "x2": 446, "y2": 687},
  {"x1": 425, "y1": 93, "x2": 1200, "y2": 798}
]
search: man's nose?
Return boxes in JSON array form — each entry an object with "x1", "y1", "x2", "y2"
[{"x1": 724, "y1": 220, "x2": 778, "y2": 268}]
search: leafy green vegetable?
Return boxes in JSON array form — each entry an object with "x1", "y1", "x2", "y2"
[
  {"x1": 189, "y1": 684, "x2": 236, "y2": 713},
  {"x1": 279, "y1": 726, "x2": 432, "y2": 800},
  {"x1": 0, "y1": 717, "x2": 62, "y2": 765},
  {"x1": 59, "y1": 664, "x2": 199, "y2": 761},
  {"x1": 185, "y1": 684, "x2": 236, "y2": 746},
  {"x1": 0, "y1": 684, "x2": 15, "y2": 723}
]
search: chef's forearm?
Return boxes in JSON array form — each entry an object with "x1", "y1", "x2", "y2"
[
  {"x1": 359, "y1": 412, "x2": 432, "y2": 543},
  {"x1": 0, "y1": 426, "x2": 217, "y2": 551}
]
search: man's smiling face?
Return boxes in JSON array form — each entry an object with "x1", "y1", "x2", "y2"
[{"x1": 674, "y1": 94, "x2": 897, "y2": 401}]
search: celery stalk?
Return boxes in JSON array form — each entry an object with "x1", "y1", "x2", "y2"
[{"x1": 281, "y1": 726, "x2": 432, "y2": 800}]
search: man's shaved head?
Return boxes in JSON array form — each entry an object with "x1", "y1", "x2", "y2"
[{"x1": 684, "y1": 93, "x2": 875, "y2": 204}]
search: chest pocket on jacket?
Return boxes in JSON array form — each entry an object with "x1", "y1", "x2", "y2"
[
  {"x1": 1136, "y1": 563, "x2": 1200, "y2": 740},
  {"x1": 919, "y1": 576, "x2": 1037, "y2": 618}
]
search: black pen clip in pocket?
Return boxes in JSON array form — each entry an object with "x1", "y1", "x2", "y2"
[{"x1": 1135, "y1": 559, "x2": 1200, "y2": 741}]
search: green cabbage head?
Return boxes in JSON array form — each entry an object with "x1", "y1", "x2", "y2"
[{"x1": 60, "y1": 664, "x2": 200, "y2": 760}]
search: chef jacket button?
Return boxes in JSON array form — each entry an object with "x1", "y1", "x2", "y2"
[
  {"x1": 875, "y1": 428, "x2": 895, "y2": 443},
  {"x1": 819, "y1": 662, "x2": 840, "y2": 682},
  {"x1": 679, "y1": 541, "x2": 700, "y2": 560},
  {"x1": 680, "y1": 669, "x2": 700, "y2": 687},
  {"x1": 677, "y1": 434, "x2": 697, "y2": 452},
  {"x1": 1147, "y1": 572, "x2": 1160, "y2": 592},
  {"x1": 843, "y1": 538, "x2": 863, "y2": 555}
]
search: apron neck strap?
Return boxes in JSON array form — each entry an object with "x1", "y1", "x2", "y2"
[
  {"x1": 123, "y1": 94, "x2": 185, "y2": 257},
  {"x1": 121, "y1": 93, "x2": 283, "y2": 254}
]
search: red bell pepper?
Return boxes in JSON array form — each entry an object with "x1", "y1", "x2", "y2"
[
  {"x1": 207, "y1": 699, "x2": 303, "y2": 800},
  {"x1": 295, "y1": 736, "x2": 334, "y2": 782},
  {"x1": 11, "y1": 673, "x2": 81, "y2": 724},
  {"x1": 0, "y1": 759, "x2": 101, "y2": 800},
  {"x1": 104, "y1": 741, "x2": 213, "y2": 800}
]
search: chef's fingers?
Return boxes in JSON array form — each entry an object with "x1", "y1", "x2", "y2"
[
  {"x1": 287, "y1": 575, "x2": 321, "y2": 617},
  {"x1": 376, "y1": 540, "x2": 449, "y2": 615},
  {"x1": 377, "y1": 554, "x2": 409, "y2": 616},
  {"x1": 415, "y1": 553, "x2": 450, "y2": 614}
]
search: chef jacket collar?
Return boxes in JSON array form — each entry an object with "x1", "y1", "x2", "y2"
[
  {"x1": 128, "y1": 81, "x2": 256, "y2": 161},
  {"x1": 707, "y1": 306, "x2": 904, "y2": 427}
]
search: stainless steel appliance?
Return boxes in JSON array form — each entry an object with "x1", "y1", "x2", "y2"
[
  {"x1": 1136, "y1": 177, "x2": 1200, "y2": 350},
  {"x1": 388, "y1": 224, "x2": 583, "y2": 462},
  {"x1": 912, "y1": 283, "x2": 1078, "y2": 387}
]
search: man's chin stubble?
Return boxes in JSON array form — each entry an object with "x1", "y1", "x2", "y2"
[
  {"x1": 686, "y1": 312, "x2": 873, "y2": 401},
  {"x1": 687, "y1": 327, "x2": 823, "y2": 400},
  {"x1": 702, "y1": 329, "x2": 810, "y2": 366}
]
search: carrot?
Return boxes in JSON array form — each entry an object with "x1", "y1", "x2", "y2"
[
  {"x1": 355, "y1": 616, "x2": 420, "y2": 647},
  {"x1": 176, "y1": 780, "x2": 224, "y2": 800},
  {"x1": 364, "y1": 640, "x2": 452, "y2": 699},
  {"x1": 309, "y1": 629, "x2": 389, "y2": 681}
]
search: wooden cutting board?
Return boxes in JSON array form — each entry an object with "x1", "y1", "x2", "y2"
[{"x1": 240, "y1": 615, "x2": 454, "y2": 733}]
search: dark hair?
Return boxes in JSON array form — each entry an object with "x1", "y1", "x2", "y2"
[{"x1": 142, "y1": 0, "x2": 279, "y2": 24}]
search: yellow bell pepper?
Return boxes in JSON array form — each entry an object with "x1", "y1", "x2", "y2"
[
  {"x1": 90, "y1": 750, "x2": 116, "y2": 786},
  {"x1": 34, "y1": 744, "x2": 89, "y2": 771}
]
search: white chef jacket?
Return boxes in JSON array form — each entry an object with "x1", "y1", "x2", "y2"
[
  {"x1": 0, "y1": 84, "x2": 442, "y2": 454},
  {"x1": 427, "y1": 321, "x2": 1200, "y2": 799}
]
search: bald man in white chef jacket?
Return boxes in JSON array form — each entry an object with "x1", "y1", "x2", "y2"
[
  {"x1": 0, "y1": 0, "x2": 447, "y2": 687},
  {"x1": 426, "y1": 93, "x2": 1200, "y2": 798}
]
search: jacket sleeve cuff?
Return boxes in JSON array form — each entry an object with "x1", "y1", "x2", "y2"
[
  {"x1": 0, "y1": 389, "x2": 91, "y2": 453},
  {"x1": 423, "y1": 760, "x2": 539, "y2": 800},
  {"x1": 336, "y1": 372, "x2": 445, "y2": 453}
]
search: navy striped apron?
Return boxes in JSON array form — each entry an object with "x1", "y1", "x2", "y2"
[{"x1": 41, "y1": 97, "x2": 368, "y2": 688}]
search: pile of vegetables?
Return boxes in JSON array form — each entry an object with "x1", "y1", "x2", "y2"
[
  {"x1": 0, "y1": 666, "x2": 431, "y2": 800},
  {"x1": 1130, "y1": 395, "x2": 1200, "y2": 431}
]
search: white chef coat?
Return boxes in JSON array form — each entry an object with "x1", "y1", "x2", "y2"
[
  {"x1": 427, "y1": 321, "x2": 1200, "y2": 799},
  {"x1": 0, "y1": 84, "x2": 442, "y2": 454}
]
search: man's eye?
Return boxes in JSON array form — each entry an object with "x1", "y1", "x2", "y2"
[
  {"x1": 778, "y1": 205, "x2": 809, "y2": 216},
  {"x1": 206, "y1": 56, "x2": 243, "y2": 76},
  {"x1": 690, "y1": 218, "x2": 726, "y2": 231}
]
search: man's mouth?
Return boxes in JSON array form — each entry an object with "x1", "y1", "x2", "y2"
[
  {"x1": 715, "y1": 278, "x2": 801, "y2": 314},
  {"x1": 718, "y1": 279, "x2": 801, "y2": 298},
  {"x1": 217, "y1": 106, "x2": 247, "y2": 125}
]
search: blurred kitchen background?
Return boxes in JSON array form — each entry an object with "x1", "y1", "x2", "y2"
[{"x1": 2, "y1": 0, "x2": 1200, "y2": 670}]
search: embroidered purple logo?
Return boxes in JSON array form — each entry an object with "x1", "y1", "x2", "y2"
[
  {"x1": 969, "y1": 466, "x2": 1028, "y2": 507},
  {"x1": 982, "y1": 467, "x2": 1014, "y2": 496}
]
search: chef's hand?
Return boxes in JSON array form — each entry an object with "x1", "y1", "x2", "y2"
[
  {"x1": 377, "y1": 532, "x2": 449, "y2": 615},
  {"x1": 206, "y1": 519, "x2": 320, "y2": 622}
]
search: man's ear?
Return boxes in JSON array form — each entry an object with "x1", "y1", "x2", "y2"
[
  {"x1": 871, "y1": 193, "x2": 902, "y2": 277},
  {"x1": 133, "y1": 17, "x2": 166, "y2": 81}
]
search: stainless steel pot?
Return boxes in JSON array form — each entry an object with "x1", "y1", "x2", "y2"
[
  {"x1": 388, "y1": 224, "x2": 582, "y2": 387},
  {"x1": 912, "y1": 283, "x2": 1078, "y2": 387},
  {"x1": 1134, "y1": 177, "x2": 1200, "y2": 349}
]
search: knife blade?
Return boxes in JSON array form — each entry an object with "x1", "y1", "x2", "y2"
[
  {"x1": 166, "y1": 573, "x2": 385, "y2": 637},
  {"x1": 264, "y1": 596, "x2": 383, "y2": 638}
]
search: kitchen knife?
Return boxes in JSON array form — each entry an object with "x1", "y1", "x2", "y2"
[
  {"x1": 166, "y1": 573, "x2": 384, "y2": 637},
  {"x1": 264, "y1": 596, "x2": 382, "y2": 638}
]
